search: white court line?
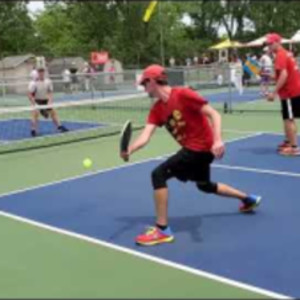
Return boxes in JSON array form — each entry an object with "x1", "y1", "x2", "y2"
[
  {"x1": 0, "y1": 210, "x2": 291, "y2": 299},
  {"x1": 223, "y1": 129, "x2": 289, "y2": 137},
  {"x1": 224, "y1": 131, "x2": 263, "y2": 143},
  {"x1": 214, "y1": 163, "x2": 300, "y2": 178},
  {"x1": 0, "y1": 131, "x2": 292, "y2": 299}
]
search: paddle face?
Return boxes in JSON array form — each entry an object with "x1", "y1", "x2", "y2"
[{"x1": 120, "y1": 120, "x2": 132, "y2": 154}]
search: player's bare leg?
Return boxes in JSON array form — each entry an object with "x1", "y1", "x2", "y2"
[
  {"x1": 216, "y1": 182, "x2": 261, "y2": 212},
  {"x1": 31, "y1": 110, "x2": 39, "y2": 136},
  {"x1": 154, "y1": 187, "x2": 168, "y2": 226},
  {"x1": 50, "y1": 109, "x2": 68, "y2": 133},
  {"x1": 284, "y1": 119, "x2": 298, "y2": 146},
  {"x1": 216, "y1": 183, "x2": 247, "y2": 200},
  {"x1": 279, "y1": 119, "x2": 300, "y2": 155},
  {"x1": 50, "y1": 109, "x2": 61, "y2": 127}
]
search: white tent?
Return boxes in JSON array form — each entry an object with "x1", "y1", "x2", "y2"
[
  {"x1": 291, "y1": 30, "x2": 300, "y2": 42},
  {"x1": 244, "y1": 36, "x2": 267, "y2": 47},
  {"x1": 244, "y1": 35, "x2": 292, "y2": 47}
]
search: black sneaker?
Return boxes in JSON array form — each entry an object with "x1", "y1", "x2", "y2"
[
  {"x1": 31, "y1": 129, "x2": 37, "y2": 137},
  {"x1": 58, "y1": 125, "x2": 68, "y2": 132}
]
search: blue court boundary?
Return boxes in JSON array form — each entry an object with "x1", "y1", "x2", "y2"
[{"x1": 0, "y1": 118, "x2": 106, "y2": 142}]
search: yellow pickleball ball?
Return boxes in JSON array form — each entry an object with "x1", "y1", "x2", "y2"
[{"x1": 83, "y1": 158, "x2": 93, "y2": 168}]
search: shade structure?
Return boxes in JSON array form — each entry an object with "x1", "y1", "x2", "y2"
[
  {"x1": 209, "y1": 38, "x2": 242, "y2": 50},
  {"x1": 244, "y1": 35, "x2": 292, "y2": 47},
  {"x1": 291, "y1": 30, "x2": 300, "y2": 42}
]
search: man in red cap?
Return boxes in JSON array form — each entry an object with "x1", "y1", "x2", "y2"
[
  {"x1": 120, "y1": 64, "x2": 261, "y2": 246},
  {"x1": 266, "y1": 33, "x2": 300, "y2": 156}
]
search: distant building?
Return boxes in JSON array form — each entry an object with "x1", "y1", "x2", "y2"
[
  {"x1": 0, "y1": 54, "x2": 36, "y2": 79},
  {"x1": 0, "y1": 54, "x2": 36, "y2": 94},
  {"x1": 47, "y1": 57, "x2": 86, "y2": 78}
]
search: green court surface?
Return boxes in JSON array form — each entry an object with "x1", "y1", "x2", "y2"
[{"x1": 0, "y1": 108, "x2": 290, "y2": 298}]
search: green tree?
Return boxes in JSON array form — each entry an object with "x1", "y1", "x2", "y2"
[
  {"x1": 0, "y1": 1, "x2": 35, "y2": 57},
  {"x1": 30, "y1": 0, "x2": 300, "y2": 67}
]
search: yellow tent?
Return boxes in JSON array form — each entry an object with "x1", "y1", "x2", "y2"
[{"x1": 209, "y1": 38, "x2": 242, "y2": 50}]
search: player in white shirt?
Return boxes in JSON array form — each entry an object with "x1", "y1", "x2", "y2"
[
  {"x1": 259, "y1": 47, "x2": 273, "y2": 95},
  {"x1": 28, "y1": 67, "x2": 68, "y2": 137}
]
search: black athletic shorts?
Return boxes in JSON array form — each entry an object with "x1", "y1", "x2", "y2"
[
  {"x1": 281, "y1": 96, "x2": 300, "y2": 120},
  {"x1": 35, "y1": 99, "x2": 52, "y2": 118},
  {"x1": 159, "y1": 148, "x2": 214, "y2": 183}
]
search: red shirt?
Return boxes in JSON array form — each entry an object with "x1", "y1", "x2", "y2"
[
  {"x1": 147, "y1": 87, "x2": 214, "y2": 152},
  {"x1": 275, "y1": 48, "x2": 300, "y2": 99}
]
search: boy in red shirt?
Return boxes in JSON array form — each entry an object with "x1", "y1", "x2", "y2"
[
  {"x1": 121, "y1": 65, "x2": 261, "y2": 246},
  {"x1": 266, "y1": 33, "x2": 300, "y2": 156}
]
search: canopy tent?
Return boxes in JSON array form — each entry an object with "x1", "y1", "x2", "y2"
[
  {"x1": 209, "y1": 38, "x2": 242, "y2": 50},
  {"x1": 291, "y1": 30, "x2": 300, "y2": 42},
  {"x1": 243, "y1": 35, "x2": 292, "y2": 47},
  {"x1": 209, "y1": 39, "x2": 242, "y2": 63}
]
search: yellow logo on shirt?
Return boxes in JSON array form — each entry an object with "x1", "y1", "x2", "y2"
[
  {"x1": 173, "y1": 110, "x2": 182, "y2": 120},
  {"x1": 165, "y1": 110, "x2": 186, "y2": 142}
]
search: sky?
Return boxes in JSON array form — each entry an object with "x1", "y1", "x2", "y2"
[{"x1": 27, "y1": 1, "x2": 45, "y2": 13}]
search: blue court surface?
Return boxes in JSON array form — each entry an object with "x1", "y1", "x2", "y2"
[
  {"x1": 0, "y1": 133, "x2": 299, "y2": 297},
  {"x1": 0, "y1": 119, "x2": 104, "y2": 141},
  {"x1": 54, "y1": 87, "x2": 260, "y2": 104},
  {"x1": 205, "y1": 89, "x2": 261, "y2": 103}
]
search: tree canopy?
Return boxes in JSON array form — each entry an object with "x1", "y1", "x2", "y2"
[{"x1": 1, "y1": 1, "x2": 300, "y2": 66}]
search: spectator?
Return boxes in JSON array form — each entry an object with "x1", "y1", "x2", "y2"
[
  {"x1": 62, "y1": 67, "x2": 71, "y2": 93},
  {"x1": 185, "y1": 57, "x2": 192, "y2": 67},
  {"x1": 169, "y1": 57, "x2": 175, "y2": 67},
  {"x1": 69, "y1": 62, "x2": 79, "y2": 93},
  {"x1": 108, "y1": 59, "x2": 116, "y2": 85},
  {"x1": 193, "y1": 55, "x2": 199, "y2": 65},
  {"x1": 203, "y1": 54, "x2": 210, "y2": 64},
  {"x1": 82, "y1": 62, "x2": 95, "y2": 92}
]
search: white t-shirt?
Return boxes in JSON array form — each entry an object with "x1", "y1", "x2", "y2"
[
  {"x1": 217, "y1": 74, "x2": 223, "y2": 86},
  {"x1": 28, "y1": 79, "x2": 53, "y2": 100},
  {"x1": 259, "y1": 54, "x2": 273, "y2": 71},
  {"x1": 62, "y1": 69, "x2": 71, "y2": 82}
]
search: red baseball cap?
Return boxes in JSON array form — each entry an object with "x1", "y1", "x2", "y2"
[
  {"x1": 139, "y1": 64, "x2": 167, "y2": 85},
  {"x1": 266, "y1": 33, "x2": 282, "y2": 44}
]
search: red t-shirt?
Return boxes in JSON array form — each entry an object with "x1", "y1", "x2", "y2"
[
  {"x1": 147, "y1": 87, "x2": 214, "y2": 152},
  {"x1": 275, "y1": 48, "x2": 300, "y2": 99}
]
